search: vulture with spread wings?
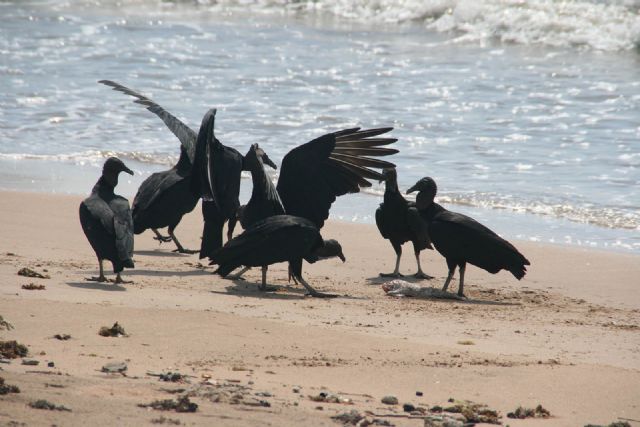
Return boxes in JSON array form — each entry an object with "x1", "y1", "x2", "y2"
[
  {"x1": 210, "y1": 127, "x2": 398, "y2": 297},
  {"x1": 99, "y1": 80, "x2": 200, "y2": 253}
]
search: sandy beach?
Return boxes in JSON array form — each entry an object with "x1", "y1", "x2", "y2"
[{"x1": 0, "y1": 189, "x2": 638, "y2": 426}]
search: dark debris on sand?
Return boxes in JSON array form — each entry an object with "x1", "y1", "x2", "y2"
[
  {"x1": 442, "y1": 399, "x2": 501, "y2": 424},
  {"x1": 332, "y1": 410, "x2": 395, "y2": 426},
  {"x1": 147, "y1": 371, "x2": 188, "y2": 383},
  {"x1": 99, "y1": 322, "x2": 127, "y2": 337},
  {"x1": 0, "y1": 315, "x2": 13, "y2": 331},
  {"x1": 151, "y1": 416, "x2": 181, "y2": 425},
  {"x1": 21, "y1": 283, "x2": 46, "y2": 290},
  {"x1": 0, "y1": 377, "x2": 20, "y2": 395},
  {"x1": 53, "y1": 334, "x2": 71, "y2": 340},
  {"x1": 0, "y1": 341, "x2": 28, "y2": 359},
  {"x1": 507, "y1": 404, "x2": 551, "y2": 419},
  {"x1": 29, "y1": 399, "x2": 71, "y2": 412},
  {"x1": 309, "y1": 391, "x2": 353, "y2": 404},
  {"x1": 138, "y1": 396, "x2": 198, "y2": 413},
  {"x1": 17, "y1": 268, "x2": 50, "y2": 279},
  {"x1": 585, "y1": 423, "x2": 632, "y2": 427},
  {"x1": 185, "y1": 380, "x2": 271, "y2": 408}
]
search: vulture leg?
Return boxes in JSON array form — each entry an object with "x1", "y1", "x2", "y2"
[
  {"x1": 227, "y1": 266, "x2": 250, "y2": 280},
  {"x1": 380, "y1": 242, "x2": 403, "y2": 278},
  {"x1": 152, "y1": 229, "x2": 172, "y2": 243},
  {"x1": 297, "y1": 276, "x2": 337, "y2": 299},
  {"x1": 114, "y1": 272, "x2": 133, "y2": 284},
  {"x1": 413, "y1": 250, "x2": 433, "y2": 280},
  {"x1": 288, "y1": 264, "x2": 300, "y2": 285},
  {"x1": 259, "y1": 266, "x2": 268, "y2": 291},
  {"x1": 457, "y1": 263, "x2": 467, "y2": 298},
  {"x1": 258, "y1": 266, "x2": 277, "y2": 292},
  {"x1": 200, "y1": 202, "x2": 224, "y2": 259},
  {"x1": 168, "y1": 224, "x2": 198, "y2": 254},
  {"x1": 441, "y1": 260, "x2": 457, "y2": 293},
  {"x1": 227, "y1": 216, "x2": 237, "y2": 242},
  {"x1": 86, "y1": 259, "x2": 108, "y2": 282}
]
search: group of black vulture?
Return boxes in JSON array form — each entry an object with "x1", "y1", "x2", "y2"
[{"x1": 79, "y1": 80, "x2": 530, "y2": 298}]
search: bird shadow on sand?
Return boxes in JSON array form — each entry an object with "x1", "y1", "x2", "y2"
[
  {"x1": 212, "y1": 279, "x2": 359, "y2": 301},
  {"x1": 134, "y1": 250, "x2": 194, "y2": 257},
  {"x1": 66, "y1": 281, "x2": 127, "y2": 291},
  {"x1": 124, "y1": 269, "x2": 210, "y2": 277},
  {"x1": 211, "y1": 280, "x2": 307, "y2": 300}
]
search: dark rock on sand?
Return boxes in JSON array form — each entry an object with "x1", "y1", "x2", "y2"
[
  {"x1": 138, "y1": 396, "x2": 198, "y2": 413},
  {"x1": 99, "y1": 322, "x2": 127, "y2": 337},
  {"x1": 0, "y1": 377, "x2": 20, "y2": 395},
  {"x1": 29, "y1": 399, "x2": 71, "y2": 411},
  {"x1": 507, "y1": 404, "x2": 551, "y2": 419},
  {"x1": 102, "y1": 361, "x2": 127, "y2": 373},
  {"x1": 17, "y1": 267, "x2": 49, "y2": 279},
  {"x1": 0, "y1": 341, "x2": 28, "y2": 359}
]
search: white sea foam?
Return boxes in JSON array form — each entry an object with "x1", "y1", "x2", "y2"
[
  {"x1": 183, "y1": 0, "x2": 640, "y2": 51},
  {"x1": 359, "y1": 186, "x2": 640, "y2": 231},
  {"x1": 0, "y1": 151, "x2": 178, "y2": 167}
]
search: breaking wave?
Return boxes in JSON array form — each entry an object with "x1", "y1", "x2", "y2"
[
  {"x1": 0, "y1": 150, "x2": 178, "y2": 167},
  {"x1": 1, "y1": 150, "x2": 638, "y2": 232},
  {"x1": 363, "y1": 187, "x2": 640, "y2": 231},
  {"x1": 157, "y1": 0, "x2": 640, "y2": 51}
]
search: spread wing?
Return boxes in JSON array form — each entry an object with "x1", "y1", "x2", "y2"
[
  {"x1": 276, "y1": 127, "x2": 397, "y2": 229},
  {"x1": 99, "y1": 80, "x2": 197, "y2": 163}
]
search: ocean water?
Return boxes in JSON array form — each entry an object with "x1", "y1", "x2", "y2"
[{"x1": 1, "y1": 0, "x2": 639, "y2": 253}]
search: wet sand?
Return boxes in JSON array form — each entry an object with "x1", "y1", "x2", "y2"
[{"x1": 0, "y1": 190, "x2": 638, "y2": 426}]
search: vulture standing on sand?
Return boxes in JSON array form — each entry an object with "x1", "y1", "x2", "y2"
[
  {"x1": 190, "y1": 109, "x2": 272, "y2": 260},
  {"x1": 99, "y1": 80, "x2": 199, "y2": 253},
  {"x1": 210, "y1": 127, "x2": 398, "y2": 297},
  {"x1": 375, "y1": 167, "x2": 433, "y2": 279},
  {"x1": 407, "y1": 177, "x2": 530, "y2": 297},
  {"x1": 79, "y1": 157, "x2": 135, "y2": 283}
]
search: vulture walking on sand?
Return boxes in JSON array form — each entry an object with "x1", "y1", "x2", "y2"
[
  {"x1": 79, "y1": 157, "x2": 135, "y2": 283},
  {"x1": 376, "y1": 167, "x2": 433, "y2": 279},
  {"x1": 212, "y1": 215, "x2": 346, "y2": 296},
  {"x1": 210, "y1": 127, "x2": 398, "y2": 297},
  {"x1": 407, "y1": 177, "x2": 530, "y2": 297}
]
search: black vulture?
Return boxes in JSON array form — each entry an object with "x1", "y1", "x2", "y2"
[
  {"x1": 79, "y1": 157, "x2": 135, "y2": 283},
  {"x1": 375, "y1": 168, "x2": 433, "y2": 279},
  {"x1": 190, "y1": 109, "x2": 272, "y2": 260},
  {"x1": 99, "y1": 80, "x2": 199, "y2": 253},
  {"x1": 212, "y1": 215, "x2": 345, "y2": 296},
  {"x1": 228, "y1": 143, "x2": 281, "y2": 237},
  {"x1": 211, "y1": 127, "x2": 398, "y2": 296},
  {"x1": 407, "y1": 177, "x2": 530, "y2": 297}
]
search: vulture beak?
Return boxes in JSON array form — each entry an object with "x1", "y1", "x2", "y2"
[
  {"x1": 123, "y1": 166, "x2": 134, "y2": 176},
  {"x1": 378, "y1": 169, "x2": 389, "y2": 184},
  {"x1": 406, "y1": 183, "x2": 418, "y2": 194},
  {"x1": 262, "y1": 154, "x2": 277, "y2": 170},
  {"x1": 338, "y1": 251, "x2": 346, "y2": 263}
]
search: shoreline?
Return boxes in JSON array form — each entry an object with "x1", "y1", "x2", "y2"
[
  {"x1": 1, "y1": 156, "x2": 638, "y2": 256},
  {"x1": 0, "y1": 190, "x2": 639, "y2": 426}
]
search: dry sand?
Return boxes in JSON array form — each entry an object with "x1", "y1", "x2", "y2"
[{"x1": 0, "y1": 190, "x2": 638, "y2": 426}]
